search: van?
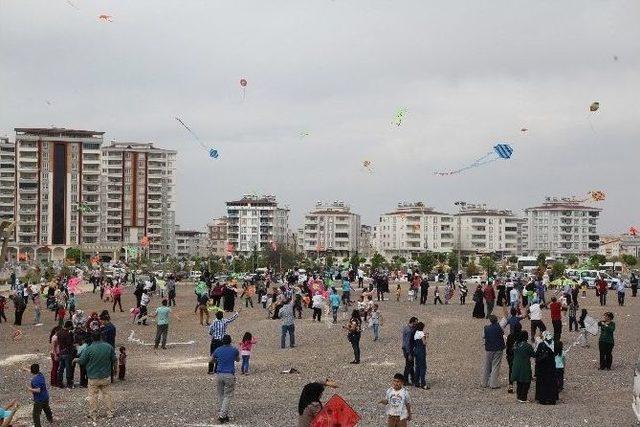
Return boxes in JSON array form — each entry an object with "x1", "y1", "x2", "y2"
[{"x1": 569, "y1": 269, "x2": 621, "y2": 289}]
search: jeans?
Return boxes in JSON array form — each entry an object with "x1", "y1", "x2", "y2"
[
  {"x1": 350, "y1": 332, "x2": 361, "y2": 362},
  {"x1": 168, "y1": 290, "x2": 176, "y2": 306},
  {"x1": 312, "y1": 308, "x2": 322, "y2": 322},
  {"x1": 516, "y1": 381, "x2": 530, "y2": 401},
  {"x1": 33, "y1": 399, "x2": 53, "y2": 427},
  {"x1": 332, "y1": 306, "x2": 339, "y2": 323},
  {"x1": 414, "y1": 348, "x2": 427, "y2": 387},
  {"x1": 216, "y1": 374, "x2": 236, "y2": 418},
  {"x1": 241, "y1": 355, "x2": 250, "y2": 374},
  {"x1": 482, "y1": 350, "x2": 503, "y2": 388},
  {"x1": 486, "y1": 300, "x2": 495, "y2": 317},
  {"x1": 420, "y1": 291, "x2": 428, "y2": 304},
  {"x1": 599, "y1": 341, "x2": 614, "y2": 369},
  {"x1": 57, "y1": 353, "x2": 74, "y2": 387},
  {"x1": 281, "y1": 324, "x2": 295, "y2": 348},
  {"x1": 552, "y1": 319, "x2": 562, "y2": 342},
  {"x1": 208, "y1": 339, "x2": 223, "y2": 373},
  {"x1": 87, "y1": 377, "x2": 113, "y2": 419},
  {"x1": 599, "y1": 293, "x2": 607, "y2": 306},
  {"x1": 568, "y1": 316, "x2": 578, "y2": 331},
  {"x1": 372, "y1": 324, "x2": 379, "y2": 340},
  {"x1": 403, "y1": 349, "x2": 415, "y2": 385},
  {"x1": 112, "y1": 296, "x2": 123, "y2": 312},
  {"x1": 530, "y1": 320, "x2": 546, "y2": 340},
  {"x1": 155, "y1": 324, "x2": 168, "y2": 349},
  {"x1": 617, "y1": 292, "x2": 625, "y2": 306}
]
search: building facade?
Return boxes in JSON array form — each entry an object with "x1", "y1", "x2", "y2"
[
  {"x1": 599, "y1": 234, "x2": 640, "y2": 259},
  {"x1": 525, "y1": 197, "x2": 600, "y2": 256},
  {"x1": 0, "y1": 137, "x2": 15, "y2": 223},
  {"x1": 359, "y1": 224, "x2": 373, "y2": 257},
  {"x1": 226, "y1": 195, "x2": 289, "y2": 255},
  {"x1": 455, "y1": 204, "x2": 521, "y2": 255},
  {"x1": 206, "y1": 216, "x2": 229, "y2": 257},
  {"x1": 174, "y1": 226, "x2": 207, "y2": 259},
  {"x1": 375, "y1": 202, "x2": 455, "y2": 259},
  {"x1": 302, "y1": 201, "x2": 361, "y2": 257},
  {"x1": 100, "y1": 142, "x2": 177, "y2": 259}
]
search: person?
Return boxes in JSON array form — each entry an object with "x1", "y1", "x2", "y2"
[
  {"x1": 567, "y1": 300, "x2": 578, "y2": 332},
  {"x1": 0, "y1": 294, "x2": 7, "y2": 323},
  {"x1": 208, "y1": 311, "x2": 239, "y2": 374},
  {"x1": 511, "y1": 330, "x2": 535, "y2": 402},
  {"x1": 341, "y1": 277, "x2": 352, "y2": 306},
  {"x1": 631, "y1": 272, "x2": 638, "y2": 298},
  {"x1": 527, "y1": 298, "x2": 546, "y2": 342},
  {"x1": 196, "y1": 291, "x2": 210, "y2": 326},
  {"x1": 419, "y1": 276, "x2": 429, "y2": 305},
  {"x1": 298, "y1": 382, "x2": 331, "y2": 427},
  {"x1": 311, "y1": 292, "x2": 324, "y2": 322},
  {"x1": 133, "y1": 282, "x2": 143, "y2": 308},
  {"x1": 212, "y1": 334, "x2": 239, "y2": 424},
  {"x1": 484, "y1": 282, "x2": 496, "y2": 318},
  {"x1": 396, "y1": 283, "x2": 401, "y2": 302},
  {"x1": 150, "y1": 299, "x2": 179, "y2": 350},
  {"x1": 482, "y1": 314, "x2": 505, "y2": 389},
  {"x1": 239, "y1": 332, "x2": 257, "y2": 375},
  {"x1": 111, "y1": 283, "x2": 123, "y2": 312},
  {"x1": 279, "y1": 298, "x2": 296, "y2": 349},
  {"x1": 509, "y1": 284, "x2": 520, "y2": 309},
  {"x1": 505, "y1": 322, "x2": 521, "y2": 394},
  {"x1": 28, "y1": 363, "x2": 54, "y2": 427},
  {"x1": 549, "y1": 297, "x2": 563, "y2": 342},
  {"x1": 293, "y1": 289, "x2": 303, "y2": 319},
  {"x1": 534, "y1": 331, "x2": 558, "y2": 405},
  {"x1": 616, "y1": 280, "x2": 625, "y2": 306},
  {"x1": 596, "y1": 277, "x2": 607, "y2": 306},
  {"x1": 401, "y1": 317, "x2": 417, "y2": 385},
  {"x1": 379, "y1": 373, "x2": 412, "y2": 427},
  {"x1": 345, "y1": 310, "x2": 362, "y2": 364},
  {"x1": 76, "y1": 336, "x2": 88, "y2": 387},
  {"x1": 56, "y1": 321, "x2": 75, "y2": 388},
  {"x1": 459, "y1": 283, "x2": 468, "y2": 305},
  {"x1": 100, "y1": 312, "x2": 116, "y2": 348},
  {"x1": 578, "y1": 308, "x2": 590, "y2": 347},
  {"x1": 138, "y1": 290, "x2": 150, "y2": 325},
  {"x1": 598, "y1": 312, "x2": 616, "y2": 370},
  {"x1": 11, "y1": 293, "x2": 26, "y2": 325},
  {"x1": 117, "y1": 347, "x2": 127, "y2": 380},
  {"x1": 0, "y1": 399, "x2": 18, "y2": 427},
  {"x1": 433, "y1": 286, "x2": 443, "y2": 305},
  {"x1": 76, "y1": 330, "x2": 117, "y2": 421},
  {"x1": 555, "y1": 341, "x2": 565, "y2": 392},
  {"x1": 370, "y1": 304, "x2": 382, "y2": 341},
  {"x1": 496, "y1": 281, "x2": 507, "y2": 307},
  {"x1": 413, "y1": 322, "x2": 428, "y2": 389},
  {"x1": 329, "y1": 288, "x2": 341, "y2": 323},
  {"x1": 472, "y1": 285, "x2": 485, "y2": 319},
  {"x1": 166, "y1": 275, "x2": 177, "y2": 306}
]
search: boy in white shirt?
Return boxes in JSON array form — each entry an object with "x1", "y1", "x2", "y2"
[{"x1": 380, "y1": 373, "x2": 412, "y2": 426}]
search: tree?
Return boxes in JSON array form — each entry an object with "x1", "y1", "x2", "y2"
[
  {"x1": 566, "y1": 254, "x2": 579, "y2": 267},
  {"x1": 325, "y1": 254, "x2": 335, "y2": 270},
  {"x1": 550, "y1": 262, "x2": 566, "y2": 280},
  {"x1": 621, "y1": 254, "x2": 638, "y2": 268},
  {"x1": 465, "y1": 260, "x2": 479, "y2": 276},
  {"x1": 536, "y1": 253, "x2": 548, "y2": 267},
  {"x1": 66, "y1": 247, "x2": 83, "y2": 263},
  {"x1": 371, "y1": 253, "x2": 386, "y2": 270},
  {"x1": 588, "y1": 254, "x2": 607, "y2": 269},
  {"x1": 507, "y1": 255, "x2": 518, "y2": 265},
  {"x1": 416, "y1": 252, "x2": 436, "y2": 274},
  {"x1": 447, "y1": 251, "x2": 459, "y2": 272},
  {"x1": 479, "y1": 256, "x2": 497, "y2": 276}
]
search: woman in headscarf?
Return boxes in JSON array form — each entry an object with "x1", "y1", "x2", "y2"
[
  {"x1": 297, "y1": 379, "x2": 338, "y2": 427},
  {"x1": 222, "y1": 283, "x2": 236, "y2": 312},
  {"x1": 472, "y1": 285, "x2": 485, "y2": 319},
  {"x1": 344, "y1": 310, "x2": 362, "y2": 364},
  {"x1": 534, "y1": 331, "x2": 558, "y2": 405}
]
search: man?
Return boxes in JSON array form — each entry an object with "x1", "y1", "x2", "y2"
[
  {"x1": 167, "y1": 275, "x2": 177, "y2": 306},
  {"x1": 401, "y1": 317, "x2": 418, "y2": 386},
  {"x1": 212, "y1": 334, "x2": 239, "y2": 424},
  {"x1": 482, "y1": 315, "x2": 505, "y2": 389},
  {"x1": 483, "y1": 282, "x2": 496, "y2": 318},
  {"x1": 76, "y1": 331, "x2": 117, "y2": 421},
  {"x1": 208, "y1": 311, "x2": 239, "y2": 374},
  {"x1": 57, "y1": 321, "x2": 75, "y2": 388},
  {"x1": 596, "y1": 277, "x2": 608, "y2": 306},
  {"x1": 151, "y1": 299, "x2": 180, "y2": 350},
  {"x1": 10, "y1": 293, "x2": 26, "y2": 326},
  {"x1": 341, "y1": 276, "x2": 352, "y2": 306},
  {"x1": 527, "y1": 298, "x2": 546, "y2": 341},
  {"x1": 549, "y1": 297, "x2": 563, "y2": 342},
  {"x1": 509, "y1": 283, "x2": 520, "y2": 309},
  {"x1": 419, "y1": 275, "x2": 429, "y2": 305},
  {"x1": 616, "y1": 280, "x2": 626, "y2": 306},
  {"x1": 630, "y1": 273, "x2": 638, "y2": 298},
  {"x1": 278, "y1": 298, "x2": 295, "y2": 348},
  {"x1": 329, "y1": 288, "x2": 341, "y2": 323}
]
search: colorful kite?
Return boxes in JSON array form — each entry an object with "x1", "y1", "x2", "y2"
[
  {"x1": 630, "y1": 226, "x2": 638, "y2": 236},
  {"x1": 140, "y1": 236, "x2": 150, "y2": 247},
  {"x1": 209, "y1": 149, "x2": 219, "y2": 159},
  {"x1": 434, "y1": 143, "x2": 514, "y2": 176},
  {"x1": 362, "y1": 160, "x2": 373, "y2": 173},
  {"x1": 299, "y1": 131, "x2": 310, "y2": 139},
  {"x1": 98, "y1": 14, "x2": 112, "y2": 22},
  {"x1": 310, "y1": 395, "x2": 360, "y2": 427},
  {"x1": 127, "y1": 246, "x2": 138, "y2": 257},
  {"x1": 520, "y1": 128, "x2": 528, "y2": 133},
  {"x1": 392, "y1": 108, "x2": 407, "y2": 127},
  {"x1": 240, "y1": 78, "x2": 248, "y2": 100},
  {"x1": 589, "y1": 102, "x2": 600, "y2": 112}
]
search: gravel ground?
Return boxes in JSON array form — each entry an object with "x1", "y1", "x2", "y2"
[{"x1": 1, "y1": 281, "x2": 638, "y2": 426}]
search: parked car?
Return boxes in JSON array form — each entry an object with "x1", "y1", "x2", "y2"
[
  {"x1": 189, "y1": 270, "x2": 202, "y2": 280},
  {"x1": 464, "y1": 275, "x2": 483, "y2": 285},
  {"x1": 567, "y1": 269, "x2": 622, "y2": 289}
]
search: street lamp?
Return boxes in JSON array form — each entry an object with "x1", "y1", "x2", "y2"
[{"x1": 454, "y1": 201, "x2": 467, "y2": 276}]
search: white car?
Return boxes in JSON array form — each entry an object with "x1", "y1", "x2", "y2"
[
  {"x1": 464, "y1": 275, "x2": 483, "y2": 285},
  {"x1": 189, "y1": 270, "x2": 202, "y2": 280}
]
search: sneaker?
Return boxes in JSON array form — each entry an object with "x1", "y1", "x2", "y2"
[
  {"x1": 218, "y1": 416, "x2": 229, "y2": 424},
  {"x1": 508, "y1": 387, "x2": 514, "y2": 394},
  {"x1": 517, "y1": 399, "x2": 527, "y2": 403}
]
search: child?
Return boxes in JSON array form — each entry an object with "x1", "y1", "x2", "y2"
[
  {"x1": 433, "y1": 286, "x2": 443, "y2": 305},
  {"x1": 370, "y1": 304, "x2": 382, "y2": 341},
  {"x1": 118, "y1": 347, "x2": 127, "y2": 380},
  {"x1": 578, "y1": 309, "x2": 589, "y2": 347},
  {"x1": 76, "y1": 337, "x2": 88, "y2": 387},
  {"x1": 56, "y1": 303, "x2": 66, "y2": 328},
  {"x1": 28, "y1": 363, "x2": 54, "y2": 427},
  {"x1": 555, "y1": 341, "x2": 565, "y2": 392},
  {"x1": 379, "y1": 373, "x2": 411, "y2": 427},
  {"x1": 567, "y1": 300, "x2": 578, "y2": 332},
  {"x1": 239, "y1": 332, "x2": 257, "y2": 375},
  {"x1": 396, "y1": 283, "x2": 401, "y2": 302}
]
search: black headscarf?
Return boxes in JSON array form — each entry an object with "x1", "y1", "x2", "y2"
[{"x1": 298, "y1": 382, "x2": 325, "y2": 415}]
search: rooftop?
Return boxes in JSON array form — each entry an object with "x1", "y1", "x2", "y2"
[
  {"x1": 104, "y1": 141, "x2": 177, "y2": 154},
  {"x1": 15, "y1": 127, "x2": 104, "y2": 138}
]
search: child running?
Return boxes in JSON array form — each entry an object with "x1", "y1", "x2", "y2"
[
  {"x1": 379, "y1": 373, "x2": 412, "y2": 427},
  {"x1": 239, "y1": 332, "x2": 257, "y2": 375},
  {"x1": 28, "y1": 363, "x2": 55, "y2": 427}
]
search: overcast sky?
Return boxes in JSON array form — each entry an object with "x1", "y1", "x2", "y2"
[{"x1": 1, "y1": 0, "x2": 638, "y2": 233}]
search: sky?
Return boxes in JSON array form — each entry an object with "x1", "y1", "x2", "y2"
[{"x1": 1, "y1": 0, "x2": 638, "y2": 234}]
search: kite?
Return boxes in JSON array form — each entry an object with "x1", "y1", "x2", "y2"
[
  {"x1": 392, "y1": 108, "x2": 407, "y2": 127},
  {"x1": 98, "y1": 14, "x2": 112, "y2": 22},
  {"x1": 434, "y1": 143, "x2": 514, "y2": 176},
  {"x1": 127, "y1": 330, "x2": 194, "y2": 347},
  {"x1": 310, "y1": 395, "x2": 360, "y2": 427},
  {"x1": 613, "y1": 55, "x2": 619, "y2": 61},
  {"x1": 578, "y1": 190, "x2": 605, "y2": 203},
  {"x1": 175, "y1": 117, "x2": 219, "y2": 160},
  {"x1": 299, "y1": 131, "x2": 310, "y2": 139},
  {"x1": 208, "y1": 149, "x2": 219, "y2": 159},
  {"x1": 629, "y1": 226, "x2": 638, "y2": 236},
  {"x1": 240, "y1": 78, "x2": 248, "y2": 100},
  {"x1": 362, "y1": 160, "x2": 373, "y2": 173},
  {"x1": 589, "y1": 102, "x2": 600, "y2": 112},
  {"x1": 520, "y1": 128, "x2": 528, "y2": 133}
]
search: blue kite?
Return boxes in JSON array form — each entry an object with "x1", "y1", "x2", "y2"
[{"x1": 434, "y1": 143, "x2": 514, "y2": 176}]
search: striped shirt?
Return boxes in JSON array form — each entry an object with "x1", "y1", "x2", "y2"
[{"x1": 208, "y1": 312, "x2": 239, "y2": 340}]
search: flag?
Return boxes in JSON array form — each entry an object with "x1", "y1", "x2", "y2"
[{"x1": 310, "y1": 395, "x2": 360, "y2": 427}]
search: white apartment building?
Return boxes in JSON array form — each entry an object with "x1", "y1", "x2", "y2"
[
  {"x1": 101, "y1": 142, "x2": 177, "y2": 259},
  {"x1": 359, "y1": 224, "x2": 373, "y2": 257},
  {"x1": 597, "y1": 234, "x2": 639, "y2": 259},
  {"x1": 175, "y1": 226, "x2": 207, "y2": 259},
  {"x1": 8, "y1": 128, "x2": 104, "y2": 261},
  {"x1": 525, "y1": 197, "x2": 600, "y2": 256},
  {"x1": 455, "y1": 204, "x2": 521, "y2": 255},
  {"x1": 226, "y1": 195, "x2": 289, "y2": 255},
  {"x1": 375, "y1": 202, "x2": 455, "y2": 259},
  {"x1": 206, "y1": 217, "x2": 228, "y2": 257},
  {"x1": 0, "y1": 137, "x2": 15, "y2": 223},
  {"x1": 302, "y1": 201, "x2": 361, "y2": 257}
]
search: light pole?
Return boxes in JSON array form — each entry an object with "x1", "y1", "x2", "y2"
[{"x1": 454, "y1": 201, "x2": 467, "y2": 276}]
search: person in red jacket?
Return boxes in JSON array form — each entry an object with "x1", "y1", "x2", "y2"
[
  {"x1": 548, "y1": 297, "x2": 564, "y2": 342},
  {"x1": 596, "y1": 278, "x2": 608, "y2": 306},
  {"x1": 483, "y1": 283, "x2": 496, "y2": 319}
]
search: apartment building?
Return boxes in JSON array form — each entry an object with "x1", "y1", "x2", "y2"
[
  {"x1": 375, "y1": 202, "x2": 455, "y2": 259},
  {"x1": 226, "y1": 195, "x2": 289, "y2": 255},
  {"x1": 206, "y1": 216, "x2": 228, "y2": 257},
  {"x1": 302, "y1": 201, "x2": 361, "y2": 257},
  {"x1": 101, "y1": 142, "x2": 177, "y2": 259},
  {"x1": 174, "y1": 226, "x2": 207, "y2": 258},
  {"x1": 9, "y1": 128, "x2": 104, "y2": 261},
  {"x1": 455, "y1": 204, "x2": 521, "y2": 255},
  {"x1": 525, "y1": 197, "x2": 600, "y2": 256},
  {"x1": 359, "y1": 224, "x2": 373, "y2": 257},
  {"x1": 0, "y1": 137, "x2": 15, "y2": 223}
]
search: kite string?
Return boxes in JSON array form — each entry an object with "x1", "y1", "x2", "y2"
[{"x1": 434, "y1": 151, "x2": 496, "y2": 175}]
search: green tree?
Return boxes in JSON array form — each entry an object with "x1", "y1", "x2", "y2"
[
  {"x1": 447, "y1": 251, "x2": 459, "y2": 272},
  {"x1": 507, "y1": 255, "x2": 518, "y2": 264},
  {"x1": 465, "y1": 260, "x2": 479, "y2": 276},
  {"x1": 479, "y1": 256, "x2": 497, "y2": 276},
  {"x1": 65, "y1": 247, "x2": 83, "y2": 263},
  {"x1": 550, "y1": 262, "x2": 567, "y2": 280},
  {"x1": 416, "y1": 252, "x2": 436, "y2": 274},
  {"x1": 621, "y1": 254, "x2": 638, "y2": 268},
  {"x1": 536, "y1": 252, "x2": 548, "y2": 267},
  {"x1": 566, "y1": 254, "x2": 579, "y2": 267},
  {"x1": 371, "y1": 253, "x2": 386, "y2": 270},
  {"x1": 588, "y1": 254, "x2": 607, "y2": 269},
  {"x1": 325, "y1": 254, "x2": 335, "y2": 270}
]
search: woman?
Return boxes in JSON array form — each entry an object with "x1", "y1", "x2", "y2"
[
  {"x1": 223, "y1": 283, "x2": 236, "y2": 312},
  {"x1": 298, "y1": 382, "x2": 325, "y2": 427},
  {"x1": 505, "y1": 323, "x2": 521, "y2": 394},
  {"x1": 534, "y1": 331, "x2": 558, "y2": 405},
  {"x1": 472, "y1": 285, "x2": 485, "y2": 319},
  {"x1": 598, "y1": 312, "x2": 616, "y2": 370},
  {"x1": 413, "y1": 321, "x2": 429, "y2": 389},
  {"x1": 511, "y1": 330, "x2": 535, "y2": 402},
  {"x1": 49, "y1": 326, "x2": 61, "y2": 387},
  {"x1": 345, "y1": 310, "x2": 362, "y2": 364},
  {"x1": 496, "y1": 281, "x2": 507, "y2": 307}
]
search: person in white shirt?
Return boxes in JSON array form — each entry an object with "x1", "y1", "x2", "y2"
[
  {"x1": 380, "y1": 373, "x2": 412, "y2": 426},
  {"x1": 509, "y1": 286, "x2": 520, "y2": 309},
  {"x1": 526, "y1": 299, "x2": 546, "y2": 342},
  {"x1": 311, "y1": 293, "x2": 324, "y2": 322},
  {"x1": 138, "y1": 290, "x2": 150, "y2": 325},
  {"x1": 617, "y1": 280, "x2": 626, "y2": 306}
]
